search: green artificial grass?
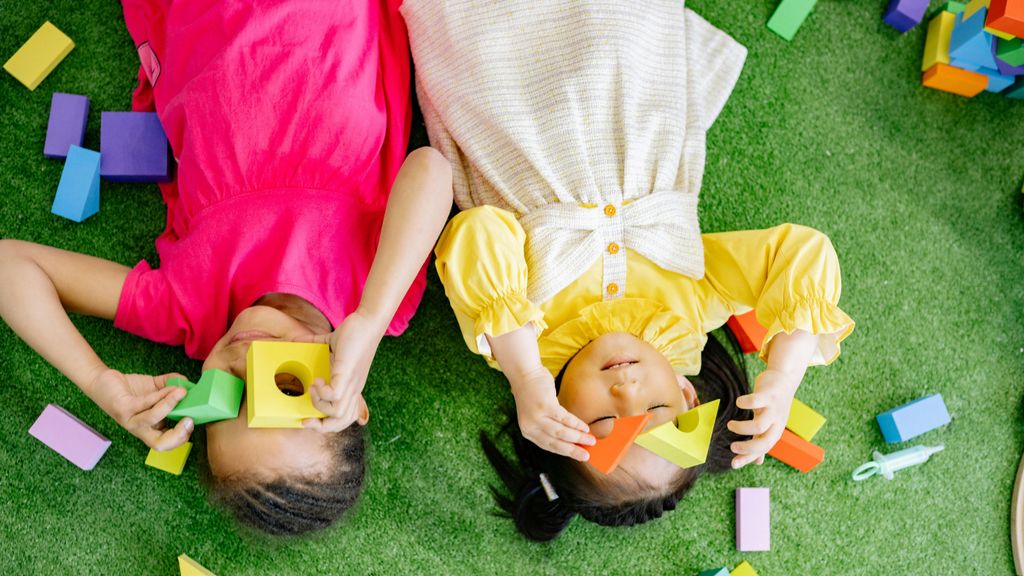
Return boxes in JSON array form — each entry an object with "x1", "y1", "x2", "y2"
[{"x1": 2, "y1": 1, "x2": 1023, "y2": 574}]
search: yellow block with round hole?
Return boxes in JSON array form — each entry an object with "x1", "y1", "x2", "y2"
[
  {"x1": 246, "y1": 341, "x2": 328, "y2": 428},
  {"x1": 634, "y1": 400, "x2": 720, "y2": 469}
]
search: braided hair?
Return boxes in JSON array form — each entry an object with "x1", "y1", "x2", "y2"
[
  {"x1": 204, "y1": 424, "x2": 366, "y2": 537},
  {"x1": 481, "y1": 330, "x2": 751, "y2": 541}
]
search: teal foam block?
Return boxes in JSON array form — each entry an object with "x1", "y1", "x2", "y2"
[
  {"x1": 949, "y1": 9, "x2": 998, "y2": 70},
  {"x1": 167, "y1": 369, "x2": 244, "y2": 425},
  {"x1": 51, "y1": 145, "x2": 100, "y2": 222},
  {"x1": 876, "y1": 394, "x2": 951, "y2": 443},
  {"x1": 767, "y1": 0, "x2": 818, "y2": 41},
  {"x1": 698, "y1": 569, "x2": 729, "y2": 576},
  {"x1": 1007, "y1": 76, "x2": 1024, "y2": 98}
]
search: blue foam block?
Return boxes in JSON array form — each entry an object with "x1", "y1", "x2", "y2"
[
  {"x1": 949, "y1": 8, "x2": 998, "y2": 70},
  {"x1": 883, "y1": 0, "x2": 930, "y2": 32},
  {"x1": 978, "y1": 67, "x2": 1015, "y2": 92},
  {"x1": 51, "y1": 145, "x2": 100, "y2": 222},
  {"x1": 951, "y1": 57, "x2": 981, "y2": 71},
  {"x1": 698, "y1": 570, "x2": 729, "y2": 576},
  {"x1": 44, "y1": 93, "x2": 89, "y2": 159},
  {"x1": 876, "y1": 394, "x2": 951, "y2": 443}
]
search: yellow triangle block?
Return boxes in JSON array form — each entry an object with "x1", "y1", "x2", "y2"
[
  {"x1": 731, "y1": 561, "x2": 759, "y2": 576},
  {"x1": 178, "y1": 554, "x2": 216, "y2": 576},
  {"x1": 145, "y1": 442, "x2": 192, "y2": 475},
  {"x1": 634, "y1": 400, "x2": 719, "y2": 469},
  {"x1": 246, "y1": 341, "x2": 328, "y2": 428},
  {"x1": 786, "y1": 398, "x2": 826, "y2": 442},
  {"x1": 963, "y1": 0, "x2": 989, "y2": 19},
  {"x1": 3, "y1": 22, "x2": 74, "y2": 91}
]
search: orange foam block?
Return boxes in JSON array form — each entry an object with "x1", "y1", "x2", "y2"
[
  {"x1": 727, "y1": 310, "x2": 768, "y2": 354},
  {"x1": 987, "y1": 0, "x2": 1024, "y2": 37},
  {"x1": 922, "y1": 63, "x2": 989, "y2": 97},
  {"x1": 767, "y1": 429, "x2": 824, "y2": 473},
  {"x1": 583, "y1": 413, "x2": 653, "y2": 475}
]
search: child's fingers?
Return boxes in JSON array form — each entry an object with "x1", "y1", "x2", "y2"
[
  {"x1": 731, "y1": 453, "x2": 760, "y2": 469},
  {"x1": 136, "y1": 387, "x2": 186, "y2": 426},
  {"x1": 154, "y1": 372, "x2": 189, "y2": 389},
  {"x1": 292, "y1": 332, "x2": 331, "y2": 345},
  {"x1": 544, "y1": 437, "x2": 591, "y2": 462},
  {"x1": 555, "y1": 408, "x2": 590, "y2": 433},
  {"x1": 726, "y1": 417, "x2": 771, "y2": 437},
  {"x1": 735, "y1": 392, "x2": 771, "y2": 411},
  {"x1": 730, "y1": 425, "x2": 780, "y2": 456},
  {"x1": 546, "y1": 419, "x2": 595, "y2": 446},
  {"x1": 149, "y1": 418, "x2": 194, "y2": 451}
]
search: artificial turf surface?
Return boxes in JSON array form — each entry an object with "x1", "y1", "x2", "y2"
[{"x1": 1, "y1": 1, "x2": 1023, "y2": 574}]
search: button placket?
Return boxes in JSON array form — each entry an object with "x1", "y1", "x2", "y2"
[{"x1": 600, "y1": 202, "x2": 625, "y2": 301}]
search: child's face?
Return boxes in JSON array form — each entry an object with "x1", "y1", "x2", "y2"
[
  {"x1": 557, "y1": 332, "x2": 699, "y2": 489},
  {"x1": 198, "y1": 303, "x2": 368, "y2": 483}
]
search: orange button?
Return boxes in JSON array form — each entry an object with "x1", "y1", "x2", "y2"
[
  {"x1": 606, "y1": 283, "x2": 619, "y2": 295},
  {"x1": 607, "y1": 242, "x2": 620, "y2": 254},
  {"x1": 603, "y1": 204, "x2": 617, "y2": 217}
]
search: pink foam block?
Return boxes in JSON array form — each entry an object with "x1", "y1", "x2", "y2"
[
  {"x1": 736, "y1": 487, "x2": 771, "y2": 551},
  {"x1": 28, "y1": 404, "x2": 111, "y2": 471}
]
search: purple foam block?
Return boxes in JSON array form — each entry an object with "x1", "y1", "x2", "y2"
[
  {"x1": 736, "y1": 487, "x2": 771, "y2": 552},
  {"x1": 28, "y1": 404, "x2": 111, "y2": 471},
  {"x1": 883, "y1": 0, "x2": 930, "y2": 32},
  {"x1": 44, "y1": 93, "x2": 89, "y2": 159},
  {"x1": 99, "y1": 111, "x2": 170, "y2": 182},
  {"x1": 993, "y1": 39, "x2": 1024, "y2": 76}
]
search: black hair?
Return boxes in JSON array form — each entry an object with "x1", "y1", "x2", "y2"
[
  {"x1": 481, "y1": 330, "x2": 752, "y2": 541},
  {"x1": 203, "y1": 424, "x2": 366, "y2": 537}
]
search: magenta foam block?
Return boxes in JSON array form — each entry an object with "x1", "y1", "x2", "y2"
[
  {"x1": 28, "y1": 404, "x2": 111, "y2": 471},
  {"x1": 883, "y1": 0, "x2": 930, "y2": 32},
  {"x1": 44, "y1": 93, "x2": 89, "y2": 159},
  {"x1": 99, "y1": 111, "x2": 170, "y2": 182},
  {"x1": 736, "y1": 487, "x2": 771, "y2": 552}
]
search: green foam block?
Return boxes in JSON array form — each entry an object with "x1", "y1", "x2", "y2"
[
  {"x1": 167, "y1": 369, "x2": 244, "y2": 425},
  {"x1": 767, "y1": 0, "x2": 819, "y2": 41},
  {"x1": 997, "y1": 38, "x2": 1024, "y2": 68}
]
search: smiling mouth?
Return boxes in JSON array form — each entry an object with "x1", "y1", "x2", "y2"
[{"x1": 601, "y1": 357, "x2": 638, "y2": 370}]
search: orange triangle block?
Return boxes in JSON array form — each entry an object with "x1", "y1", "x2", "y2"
[{"x1": 584, "y1": 413, "x2": 653, "y2": 475}]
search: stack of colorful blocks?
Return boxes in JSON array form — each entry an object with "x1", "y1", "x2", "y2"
[{"x1": 917, "y1": 0, "x2": 1024, "y2": 98}]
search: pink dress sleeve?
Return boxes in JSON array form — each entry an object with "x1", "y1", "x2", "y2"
[{"x1": 114, "y1": 261, "x2": 191, "y2": 351}]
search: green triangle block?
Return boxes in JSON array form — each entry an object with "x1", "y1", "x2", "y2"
[
  {"x1": 167, "y1": 369, "x2": 244, "y2": 425},
  {"x1": 997, "y1": 38, "x2": 1024, "y2": 68}
]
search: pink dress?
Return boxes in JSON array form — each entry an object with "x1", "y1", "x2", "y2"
[{"x1": 113, "y1": 0, "x2": 424, "y2": 359}]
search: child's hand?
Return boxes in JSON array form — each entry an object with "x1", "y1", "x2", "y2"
[
  {"x1": 509, "y1": 367, "x2": 595, "y2": 461},
  {"x1": 295, "y1": 310, "x2": 387, "y2": 432},
  {"x1": 87, "y1": 368, "x2": 194, "y2": 451},
  {"x1": 726, "y1": 368, "x2": 800, "y2": 469}
]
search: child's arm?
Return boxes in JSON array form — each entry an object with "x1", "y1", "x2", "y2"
[
  {"x1": 727, "y1": 329, "x2": 819, "y2": 468},
  {"x1": 486, "y1": 325, "x2": 595, "y2": 462},
  {"x1": 299, "y1": 147, "x2": 454, "y2": 431},
  {"x1": 0, "y1": 240, "x2": 193, "y2": 449}
]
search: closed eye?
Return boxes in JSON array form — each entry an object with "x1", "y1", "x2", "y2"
[
  {"x1": 648, "y1": 404, "x2": 669, "y2": 411},
  {"x1": 589, "y1": 416, "x2": 615, "y2": 425}
]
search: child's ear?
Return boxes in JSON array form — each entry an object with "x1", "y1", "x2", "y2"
[
  {"x1": 357, "y1": 396, "x2": 370, "y2": 426},
  {"x1": 677, "y1": 374, "x2": 700, "y2": 408}
]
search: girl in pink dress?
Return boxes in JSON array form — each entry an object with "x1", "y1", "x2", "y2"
[{"x1": 0, "y1": 0, "x2": 452, "y2": 535}]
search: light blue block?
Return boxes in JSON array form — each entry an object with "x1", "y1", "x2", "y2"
[
  {"x1": 949, "y1": 9, "x2": 998, "y2": 70},
  {"x1": 876, "y1": 394, "x2": 951, "y2": 443},
  {"x1": 978, "y1": 67, "x2": 1015, "y2": 92},
  {"x1": 698, "y1": 569, "x2": 729, "y2": 576},
  {"x1": 950, "y1": 57, "x2": 981, "y2": 71},
  {"x1": 51, "y1": 146, "x2": 100, "y2": 222}
]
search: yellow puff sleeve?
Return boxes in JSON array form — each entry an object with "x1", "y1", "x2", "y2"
[
  {"x1": 434, "y1": 206, "x2": 547, "y2": 359},
  {"x1": 701, "y1": 224, "x2": 855, "y2": 365}
]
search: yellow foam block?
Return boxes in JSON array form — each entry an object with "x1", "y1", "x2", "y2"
[
  {"x1": 145, "y1": 442, "x2": 192, "y2": 476},
  {"x1": 922, "y1": 11, "x2": 956, "y2": 71},
  {"x1": 178, "y1": 554, "x2": 216, "y2": 576},
  {"x1": 985, "y1": 25, "x2": 1016, "y2": 39},
  {"x1": 786, "y1": 398, "x2": 826, "y2": 442},
  {"x1": 3, "y1": 22, "x2": 74, "y2": 91},
  {"x1": 634, "y1": 400, "x2": 719, "y2": 469},
  {"x1": 731, "y1": 561, "x2": 759, "y2": 576},
  {"x1": 963, "y1": 0, "x2": 990, "y2": 19},
  {"x1": 246, "y1": 341, "x2": 328, "y2": 428}
]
